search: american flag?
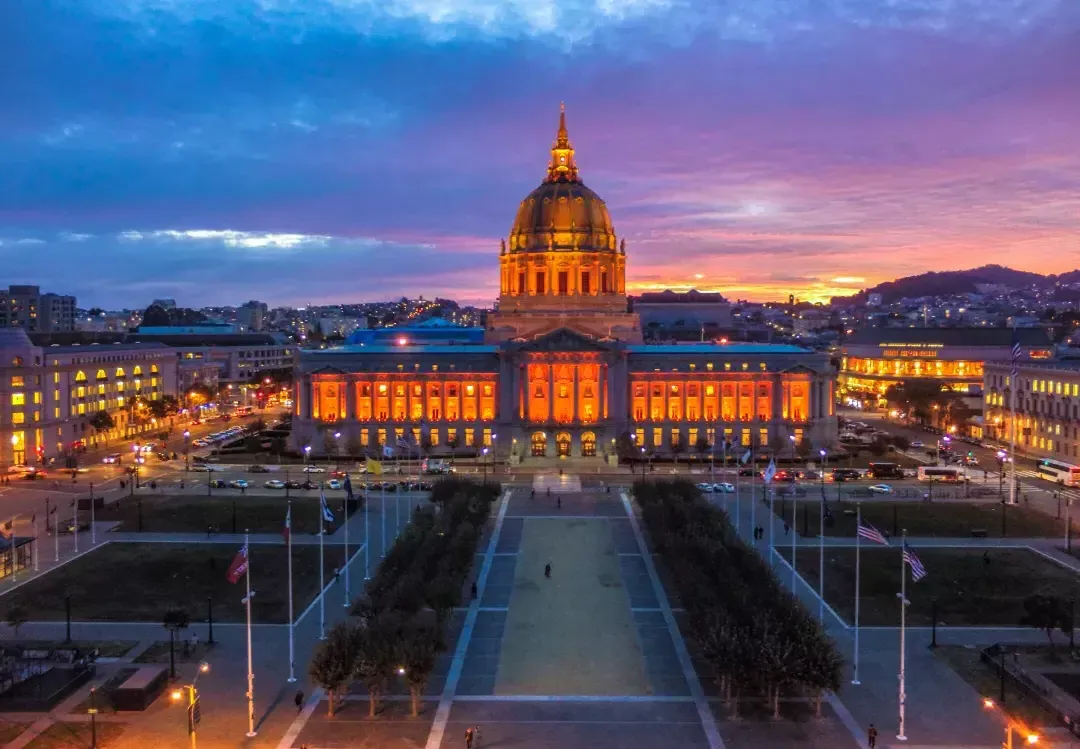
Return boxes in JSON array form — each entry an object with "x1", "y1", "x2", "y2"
[
  {"x1": 1011, "y1": 335, "x2": 1022, "y2": 377},
  {"x1": 857, "y1": 522, "x2": 889, "y2": 546},
  {"x1": 902, "y1": 544, "x2": 927, "y2": 582},
  {"x1": 396, "y1": 436, "x2": 414, "y2": 450}
]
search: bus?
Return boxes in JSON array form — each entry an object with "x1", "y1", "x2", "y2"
[
  {"x1": 868, "y1": 462, "x2": 904, "y2": 480},
  {"x1": 233, "y1": 405, "x2": 254, "y2": 417},
  {"x1": 1035, "y1": 459, "x2": 1080, "y2": 487},
  {"x1": 917, "y1": 465, "x2": 967, "y2": 482}
]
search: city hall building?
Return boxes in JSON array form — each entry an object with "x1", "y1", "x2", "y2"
[{"x1": 292, "y1": 107, "x2": 837, "y2": 461}]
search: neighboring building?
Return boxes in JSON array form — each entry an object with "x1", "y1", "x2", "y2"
[
  {"x1": 126, "y1": 332, "x2": 295, "y2": 385},
  {"x1": 0, "y1": 328, "x2": 178, "y2": 468},
  {"x1": 292, "y1": 106, "x2": 837, "y2": 461},
  {"x1": 0, "y1": 285, "x2": 76, "y2": 332},
  {"x1": 317, "y1": 315, "x2": 366, "y2": 339},
  {"x1": 984, "y1": 361, "x2": 1080, "y2": 462},
  {"x1": 633, "y1": 290, "x2": 733, "y2": 337},
  {"x1": 839, "y1": 327, "x2": 1055, "y2": 404},
  {"x1": 76, "y1": 311, "x2": 135, "y2": 333},
  {"x1": 237, "y1": 300, "x2": 268, "y2": 332}
]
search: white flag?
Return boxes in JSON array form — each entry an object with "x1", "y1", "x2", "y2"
[
  {"x1": 763, "y1": 459, "x2": 777, "y2": 483},
  {"x1": 740, "y1": 449, "x2": 752, "y2": 464},
  {"x1": 320, "y1": 492, "x2": 336, "y2": 523}
]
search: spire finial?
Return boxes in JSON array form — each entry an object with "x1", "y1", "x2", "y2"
[{"x1": 546, "y1": 102, "x2": 579, "y2": 183}]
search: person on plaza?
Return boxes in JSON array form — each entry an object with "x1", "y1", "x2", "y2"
[
  {"x1": 783, "y1": 523, "x2": 789, "y2": 536},
  {"x1": 295, "y1": 690, "x2": 304, "y2": 712},
  {"x1": 544, "y1": 562, "x2": 551, "y2": 579},
  {"x1": 867, "y1": 723, "x2": 878, "y2": 748},
  {"x1": 473, "y1": 725, "x2": 482, "y2": 745},
  {"x1": 556, "y1": 496, "x2": 561, "y2": 509},
  {"x1": 465, "y1": 726, "x2": 475, "y2": 748},
  {"x1": 470, "y1": 582, "x2": 478, "y2": 599}
]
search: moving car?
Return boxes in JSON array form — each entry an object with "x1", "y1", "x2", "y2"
[
  {"x1": 696, "y1": 482, "x2": 715, "y2": 493},
  {"x1": 712, "y1": 483, "x2": 735, "y2": 493},
  {"x1": 303, "y1": 466, "x2": 326, "y2": 474},
  {"x1": 285, "y1": 480, "x2": 304, "y2": 489},
  {"x1": 229, "y1": 479, "x2": 250, "y2": 489},
  {"x1": 264, "y1": 479, "x2": 286, "y2": 489},
  {"x1": 248, "y1": 465, "x2": 270, "y2": 473},
  {"x1": 910, "y1": 440, "x2": 924, "y2": 448},
  {"x1": 867, "y1": 484, "x2": 893, "y2": 494},
  {"x1": 326, "y1": 479, "x2": 343, "y2": 490},
  {"x1": 102, "y1": 453, "x2": 122, "y2": 464}
]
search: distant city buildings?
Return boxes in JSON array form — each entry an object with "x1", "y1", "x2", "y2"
[
  {"x1": 236, "y1": 300, "x2": 268, "y2": 332},
  {"x1": 0, "y1": 285, "x2": 76, "y2": 332}
]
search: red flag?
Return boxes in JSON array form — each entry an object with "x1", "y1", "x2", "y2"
[
  {"x1": 283, "y1": 505, "x2": 291, "y2": 544},
  {"x1": 226, "y1": 545, "x2": 248, "y2": 584}
]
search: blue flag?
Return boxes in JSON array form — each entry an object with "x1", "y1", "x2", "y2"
[{"x1": 320, "y1": 492, "x2": 335, "y2": 523}]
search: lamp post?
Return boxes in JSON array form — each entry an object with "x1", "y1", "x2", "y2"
[
  {"x1": 303, "y1": 445, "x2": 311, "y2": 472},
  {"x1": 183, "y1": 430, "x2": 191, "y2": 471},
  {"x1": 818, "y1": 448, "x2": 826, "y2": 621},
  {"x1": 982, "y1": 697, "x2": 1039, "y2": 748},
  {"x1": 132, "y1": 443, "x2": 141, "y2": 488},
  {"x1": 172, "y1": 661, "x2": 210, "y2": 749},
  {"x1": 997, "y1": 450, "x2": 1006, "y2": 499},
  {"x1": 333, "y1": 432, "x2": 341, "y2": 471},
  {"x1": 640, "y1": 447, "x2": 646, "y2": 482},
  {"x1": 481, "y1": 447, "x2": 489, "y2": 485}
]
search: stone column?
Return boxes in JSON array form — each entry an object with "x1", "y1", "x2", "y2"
[
  {"x1": 547, "y1": 363, "x2": 554, "y2": 422},
  {"x1": 345, "y1": 377, "x2": 357, "y2": 421},
  {"x1": 572, "y1": 363, "x2": 579, "y2": 424}
]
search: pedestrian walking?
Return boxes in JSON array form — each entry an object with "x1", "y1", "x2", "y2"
[
  {"x1": 783, "y1": 523, "x2": 789, "y2": 536},
  {"x1": 207, "y1": 524, "x2": 213, "y2": 538},
  {"x1": 473, "y1": 725, "x2": 482, "y2": 746},
  {"x1": 465, "y1": 726, "x2": 475, "y2": 749},
  {"x1": 191, "y1": 632, "x2": 198, "y2": 651},
  {"x1": 556, "y1": 496, "x2": 561, "y2": 509},
  {"x1": 867, "y1": 723, "x2": 878, "y2": 748},
  {"x1": 470, "y1": 582, "x2": 478, "y2": 599},
  {"x1": 544, "y1": 563, "x2": 551, "y2": 579},
  {"x1": 295, "y1": 690, "x2": 304, "y2": 712}
]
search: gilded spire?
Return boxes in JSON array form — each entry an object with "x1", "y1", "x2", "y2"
[{"x1": 545, "y1": 102, "x2": 579, "y2": 183}]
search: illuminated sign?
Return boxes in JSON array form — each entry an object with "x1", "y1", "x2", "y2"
[
  {"x1": 881, "y1": 349, "x2": 940, "y2": 358},
  {"x1": 878, "y1": 343, "x2": 944, "y2": 349}
]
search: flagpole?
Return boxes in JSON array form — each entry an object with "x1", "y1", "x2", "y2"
[
  {"x1": 72, "y1": 500, "x2": 78, "y2": 554},
  {"x1": 287, "y1": 501, "x2": 296, "y2": 683},
  {"x1": 768, "y1": 484, "x2": 775, "y2": 568},
  {"x1": 818, "y1": 475, "x2": 824, "y2": 622},
  {"x1": 54, "y1": 509, "x2": 59, "y2": 562},
  {"x1": 897, "y1": 529, "x2": 908, "y2": 742},
  {"x1": 319, "y1": 491, "x2": 326, "y2": 640},
  {"x1": 734, "y1": 448, "x2": 741, "y2": 536},
  {"x1": 10, "y1": 515, "x2": 17, "y2": 584},
  {"x1": 90, "y1": 492, "x2": 96, "y2": 545},
  {"x1": 791, "y1": 483, "x2": 797, "y2": 590},
  {"x1": 1008, "y1": 367, "x2": 1018, "y2": 506},
  {"x1": 343, "y1": 497, "x2": 350, "y2": 608},
  {"x1": 852, "y1": 502, "x2": 861, "y2": 685},
  {"x1": 364, "y1": 482, "x2": 370, "y2": 580},
  {"x1": 33, "y1": 515, "x2": 39, "y2": 572},
  {"x1": 721, "y1": 444, "x2": 728, "y2": 514},
  {"x1": 244, "y1": 531, "x2": 257, "y2": 738},
  {"x1": 749, "y1": 442, "x2": 757, "y2": 543},
  {"x1": 381, "y1": 483, "x2": 386, "y2": 559}
]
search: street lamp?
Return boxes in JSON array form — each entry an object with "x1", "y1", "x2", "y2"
[
  {"x1": 996, "y1": 450, "x2": 1006, "y2": 499},
  {"x1": 303, "y1": 445, "x2": 311, "y2": 470},
  {"x1": 183, "y1": 430, "x2": 191, "y2": 472},
  {"x1": 481, "y1": 447, "x2": 489, "y2": 485},
  {"x1": 333, "y1": 431, "x2": 341, "y2": 470},
  {"x1": 172, "y1": 661, "x2": 210, "y2": 749},
  {"x1": 982, "y1": 696, "x2": 1039, "y2": 747}
]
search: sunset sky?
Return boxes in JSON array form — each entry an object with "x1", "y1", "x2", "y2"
[{"x1": 1, "y1": 0, "x2": 1078, "y2": 308}]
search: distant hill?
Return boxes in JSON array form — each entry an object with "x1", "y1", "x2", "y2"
[{"x1": 831, "y1": 265, "x2": 1077, "y2": 305}]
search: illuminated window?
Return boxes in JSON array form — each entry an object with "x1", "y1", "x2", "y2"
[
  {"x1": 430, "y1": 428, "x2": 439, "y2": 446},
  {"x1": 11, "y1": 393, "x2": 25, "y2": 406},
  {"x1": 465, "y1": 428, "x2": 475, "y2": 446},
  {"x1": 635, "y1": 428, "x2": 645, "y2": 446},
  {"x1": 652, "y1": 427, "x2": 663, "y2": 447},
  {"x1": 11, "y1": 412, "x2": 24, "y2": 424},
  {"x1": 759, "y1": 428, "x2": 769, "y2": 445},
  {"x1": 706, "y1": 363, "x2": 714, "y2": 371},
  {"x1": 11, "y1": 376, "x2": 24, "y2": 387},
  {"x1": 482, "y1": 428, "x2": 492, "y2": 447},
  {"x1": 75, "y1": 371, "x2": 87, "y2": 382},
  {"x1": 151, "y1": 364, "x2": 159, "y2": 373},
  {"x1": 115, "y1": 367, "x2": 125, "y2": 377},
  {"x1": 724, "y1": 363, "x2": 731, "y2": 371},
  {"x1": 447, "y1": 428, "x2": 457, "y2": 445},
  {"x1": 377, "y1": 428, "x2": 386, "y2": 446},
  {"x1": 54, "y1": 408, "x2": 60, "y2": 419},
  {"x1": 33, "y1": 392, "x2": 41, "y2": 404},
  {"x1": 96, "y1": 369, "x2": 107, "y2": 380},
  {"x1": 688, "y1": 427, "x2": 698, "y2": 446},
  {"x1": 53, "y1": 372, "x2": 59, "y2": 384},
  {"x1": 77, "y1": 404, "x2": 85, "y2": 415}
]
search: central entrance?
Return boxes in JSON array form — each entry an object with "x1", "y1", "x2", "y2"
[
  {"x1": 581, "y1": 431, "x2": 596, "y2": 457},
  {"x1": 555, "y1": 431, "x2": 571, "y2": 457},
  {"x1": 531, "y1": 431, "x2": 547, "y2": 457}
]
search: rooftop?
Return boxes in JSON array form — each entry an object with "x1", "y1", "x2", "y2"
[
  {"x1": 628, "y1": 343, "x2": 813, "y2": 355},
  {"x1": 845, "y1": 327, "x2": 1053, "y2": 347}
]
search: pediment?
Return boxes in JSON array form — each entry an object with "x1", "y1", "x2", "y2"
[
  {"x1": 516, "y1": 327, "x2": 614, "y2": 353},
  {"x1": 780, "y1": 363, "x2": 819, "y2": 375},
  {"x1": 310, "y1": 365, "x2": 348, "y2": 376}
]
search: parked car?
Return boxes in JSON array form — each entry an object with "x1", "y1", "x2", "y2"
[
  {"x1": 248, "y1": 464, "x2": 270, "y2": 473},
  {"x1": 303, "y1": 466, "x2": 326, "y2": 474},
  {"x1": 301, "y1": 480, "x2": 318, "y2": 490},
  {"x1": 264, "y1": 479, "x2": 285, "y2": 489},
  {"x1": 868, "y1": 484, "x2": 893, "y2": 494},
  {"x1": 832, "y1": 468, "x2": 862, "y2": 482},
  {"x1": 285, "y1": 480, "x2": 304, "y2": 489},
  {"x1": 229, "y1": 479, "x2": 250, "y2": 489},
  {"x1": 211, "y1": 479, "x2": 228, "y2": 488},
  {"x1": 712, "y1": 482, "x2": 735, "y2": 493}
]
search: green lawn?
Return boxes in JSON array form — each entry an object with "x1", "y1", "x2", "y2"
[
  {"x1": 105, "y1": 494, "x2": 361, "y2": 534},
  {"x1": 1, "y1": 542, "x2": 347, "y2": 623},
  {"x1": 782, "y1": 546, "x2": 1080, "y2": 626},
  {"x1": 769, "y1": 499, "x2": 1063, "y2": 539}
]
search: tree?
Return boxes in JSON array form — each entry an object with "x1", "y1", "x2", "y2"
[
  {"x1": 309, "y1": 622, "x2": 361, "y2": 716},
  {"x1": 670, "y1": 438, "x2": 685, "y2": 465},
  {"x1": 353, "y1": 615, "x2": 401, "y2": 717},
  {"x1": 399, "y1": 624, "x2": 442, "y2": 717},
  {"x1": 87, "y1": 411, "x2": 115, "y2": 444},
  {"x1": 1020, "y1": 594, "x2": 1073, "y2": 648},
  {"x1": 769, "y1": 435, "x2": 787, "y2": 458},
  {"x1": 424, "y1": 574, "x2": 460, "y2": 628},
  {"x1": 141, "y1": 304, "x2": 171, "y2": 327},
  {"x1": 695, "y1": 436, "x2": 712, "y2": 463},
  {"x1": 162, "y1": 608, "x2": 191, "y2": 679},
  {"x1": 322, "y1": 430, "x2": 339, "y2": 460},
  {"x1": 446, "y1": 434, "x2": 459, "y2": 462},
  {"x1": 5, "y1": 605, "x2": 29, "y2": 637},
  {"x1": 186, "y1": 383, "x2": 213, "y2": 409},
  {"x1": 346, "y1": 435, "x2": 363, "y2": 458},
  {"x1": 796, "y1": 438, "x2": 814, "y2": 460}
]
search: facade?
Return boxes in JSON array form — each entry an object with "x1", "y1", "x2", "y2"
[
  {"x1": 633, "y1": 290, "x2": 733, "y2": 337},
  {"x1": 237, "y1": 300, "x2": 268, "y2": 332},
  {"x1": 984, "y1": 361, "x2": 1080, "y2": 462},
  {"x1": 293, "y1": 107, "x2": 837, "y2": 460},
  {"x1": 0, "y1": 285, "x2": 76, "y2": 332},
  {"x1": 839, "y1": 327, "x2": 1055, "y2": 403},
  {"x1": 0, "y1": 328, "x2": 178, "y2": 468}
]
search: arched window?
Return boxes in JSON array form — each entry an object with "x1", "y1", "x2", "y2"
[
  {"x1": 115, "y1": 367, "x2": 125, "y2": 377},
  {"x1": 96, "y1": 369, "x2": 107, "y2": 380},
  {"x1": 133, "y1": 366, "x2": 143, "y2": 376},
  {"x1": 75, "y1": 371, "x2": 87, "y2": 382},
  {"x1": 151, "y1": 364, "x2": 159, "y2": 373}
]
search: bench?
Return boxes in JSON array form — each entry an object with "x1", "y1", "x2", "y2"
[{"x1": 111, "y1": 666, "x2": 168, "y2": 711}]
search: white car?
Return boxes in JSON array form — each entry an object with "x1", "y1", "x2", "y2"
[
  {"x1": 712, "y1": 483, "x2": 735, "y2": 493},
  {"x1": 264, "y1": 479, "x2": 285, "y2": 489},
  {"x1": 910, "y1": 440, "x2": 924, "y2": 448},
  {"x1": 303, "y1": 466, "x2": 326, "y2": 473},
  {"x1": 868, "y1": 484, "x2": 893, "y2": 494},
  {"x1": 696, "y1": 483, "x2": 714, "y2": 493},
  {"x1": 326, "y1": 479, "x2": 343, "y2": 490},
  {"x1": 229, "y1": 479, "x2": 250, "y2": 489},
  {"x1": 189, "y1": 464, "x2": 212, "y2": 472}
]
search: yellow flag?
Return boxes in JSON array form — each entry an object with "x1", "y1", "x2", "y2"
[{"x1": 365, "y1": 457, "x2": 383, "y2": 476}]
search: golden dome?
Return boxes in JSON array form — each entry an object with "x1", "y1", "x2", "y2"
[{"x1": 506, "y1": 104, "x2": 620, "y2": 255}]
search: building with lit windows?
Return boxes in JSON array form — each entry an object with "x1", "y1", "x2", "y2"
[
  {"x1": 984, "y1": 361, "x2": 1080, "y2": 462},
  {"x1": 0, "y1": 328, "x2": 178, "y2": 468},
  {"x1": 292, "y1": 107, "x2": 836, "y2": 461},
  {"x1": 839, "y1": 327, "x2": 1055, "y2": 405}
]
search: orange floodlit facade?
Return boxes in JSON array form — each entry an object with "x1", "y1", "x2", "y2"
[{"x1": 292, "y1": 106, "x2": 837, "y2": 460}]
